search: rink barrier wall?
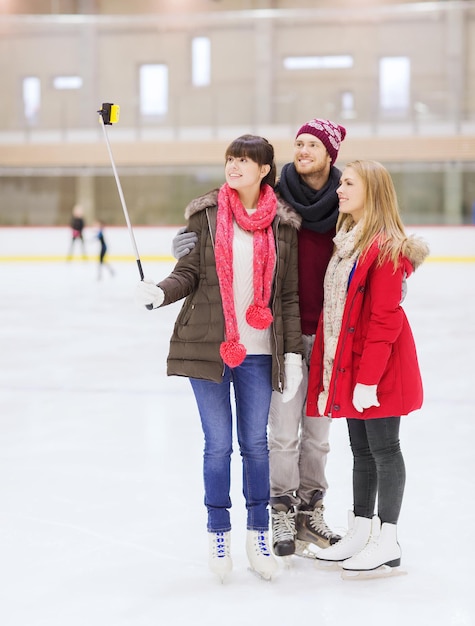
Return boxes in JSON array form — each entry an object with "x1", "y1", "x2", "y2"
[
  {"x1": 0, "y1": 226, "x2": 474, "y2": 263},
  {"x1": 1, "y1": 255, "x2": 474, "y2": 264}
]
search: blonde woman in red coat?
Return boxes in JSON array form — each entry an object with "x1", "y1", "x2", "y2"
[{"x1": 306, "y1": 160, "x2": 429, "y2": 578}]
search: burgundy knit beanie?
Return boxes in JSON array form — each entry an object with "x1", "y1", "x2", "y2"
[{"x1": 295, "y1": 118, "x2": 347, "y2": 163}]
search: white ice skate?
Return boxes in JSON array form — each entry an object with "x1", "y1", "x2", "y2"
[
  {"x1": 246, "y1": 530, "x2": 278, "y2": 581},
  {"x1": 314, "y1": 511, "x2": 371, "y2": 571},
  {"x1": 208, "y1": 531, "x2": 232, "y2": 582},
  {"x1": 341, "y1": 516, "x2": 407, "y2": 581}
]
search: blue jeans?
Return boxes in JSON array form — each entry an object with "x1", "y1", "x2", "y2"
[
  {"x1": 347, "y1": 416, "x2": 406, "y2": 525},
  {"x1": 190, "y1": 355, "x2": 273, "y2": 533}
]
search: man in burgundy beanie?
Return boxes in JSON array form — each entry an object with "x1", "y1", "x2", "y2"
[
  {"x1": 269, "y1": 118, "x2": 346, "y2": 558},
  {"x1": 171, "y1": 118, "x2": 347, "y2": 559}
]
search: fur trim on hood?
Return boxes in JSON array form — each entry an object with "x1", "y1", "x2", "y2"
[
  {"x1": 184, "y1": 188, "x2": 302, "y2": 230},
  {"x1": 402, "y1": 235, "x2": 430, "y2": 272}
]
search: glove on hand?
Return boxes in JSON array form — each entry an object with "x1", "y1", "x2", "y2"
[
  {"x1": 135, "y1": 279, "x2": 164, "y2": 309},
  {"x1": 352, "y1": 383, "x2": 380, "y2": 413},
  {"x1": 282, "y1": 353, "x2": 303, "y2": 404},
  {"x1": 172, "y1": 226, "x2": 198, "y2": 260},
  {"x1": 400, "y1": 272, "x2": 408, "y2": 304}
]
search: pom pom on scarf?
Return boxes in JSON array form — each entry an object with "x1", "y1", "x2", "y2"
[
  {"x1": 220, "y1": 340, "x2": 247, "y2": 368},
  {"x1": 246, "y1": 304, "x2": 273, "y2": 330}
]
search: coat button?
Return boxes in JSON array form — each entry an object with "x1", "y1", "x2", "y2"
[
  {"x1": 348, "y1": 327, "x2": 355, "y2": 333},
  {"x1": 333, "y1": 405, "x2": 340, "y2": 411}
]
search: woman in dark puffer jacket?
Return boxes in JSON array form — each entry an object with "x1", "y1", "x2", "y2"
[{"x1": 135, "y1": 135, "x2": 303, "y2": 582}]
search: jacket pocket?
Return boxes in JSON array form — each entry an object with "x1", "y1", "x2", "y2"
[{"x1": 175, "y1": 294, "x2": 213, "y2": 343}]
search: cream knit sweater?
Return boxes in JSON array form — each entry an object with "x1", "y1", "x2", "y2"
[{"x1": 232, "y1": 220, "x2": 273, "y2": 356}]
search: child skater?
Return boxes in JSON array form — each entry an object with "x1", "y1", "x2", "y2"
[
  {"x1": 94, "y1": 220, "x2": 114, "y2": 280},
  {"x1": 67, "y1": 204, "x2": 86, "y2": 260}
]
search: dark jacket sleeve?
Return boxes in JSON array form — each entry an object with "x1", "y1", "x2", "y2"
[
  {"x1": 279, "y1": 225, "x2": 304, "y2": 356},
  {"x1": 158, "y1": 212, "x2": 204, "y2": 305}
]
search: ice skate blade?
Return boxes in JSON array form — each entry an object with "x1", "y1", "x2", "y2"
[
  {"x1": 295, "y1": 539, "x2": 319, "y2": 560},
  {"x1": 247, "y1": 566, "x2": 276, "y2": 582},
  {"x1": 210, "y1": 569, "x2": 231, "y2": 584},
  {"x1": 341, "y1": 565, "x2": 407, "y2": 581},
  {"x1": 314, "y1": 558, "x2": 342, "y2": 572},
  {"x1": 278, "y1": 555, "x2": 293, "y2": 568}
]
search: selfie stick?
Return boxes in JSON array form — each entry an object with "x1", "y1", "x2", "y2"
[{"x1": 97, "y1": 103, "x2": 147, "y2": 283}]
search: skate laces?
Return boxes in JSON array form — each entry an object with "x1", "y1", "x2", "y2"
[
  {"x1": 332, "y1": 524, "x2": 356, "y2": 546},
  {"x1": 272, "y1": 509, "x2": 296, "y2": 542},
  {"x1": 354, "y1": 533, "x2": 378, "y2": 557},
  {"x1": 252, "y1": 530, "x2": 272, "y2": 557},
  {"x1": 211, "y1": 532, "x2": 229, "y2": 559},
  {"x1": 304, "y1": 504, "x2": 335, "y2": 540}
]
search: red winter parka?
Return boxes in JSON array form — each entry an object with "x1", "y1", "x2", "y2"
[{"x1": 306, "y1": 236, "x2": 429, "y2": 419}]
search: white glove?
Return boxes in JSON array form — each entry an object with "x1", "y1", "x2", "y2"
[
  {"x1": 400, "y1": 272, "x2": 408, "y2": 304},
  {"x1": 352, "y1": 383, "x2": 380, "y2": 413},
  {"x1": 281, "y1": 353, "x2": 303, "y2": 404},
  {"x1": 172, "y1": 226, "x2": 198, "y2": 260},
  {"x1": 135, "y1": 279, "x2": 165, "y2": 309}
]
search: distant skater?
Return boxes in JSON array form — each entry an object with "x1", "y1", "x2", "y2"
[
  {"x1": 94, "y1": 220, "x2": 114, "y2": 280},
  {"x1": 67, "y1": 204, "x2": 86, "y2": 260}
]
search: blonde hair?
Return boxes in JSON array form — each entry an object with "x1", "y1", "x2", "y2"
[{"x1": 337, "y1": 160, "x2": 408, "y2": 268}]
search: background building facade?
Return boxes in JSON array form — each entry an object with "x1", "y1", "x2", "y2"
[{"x1": 0, "y1": 0, "x2": 474, "y2": 225}]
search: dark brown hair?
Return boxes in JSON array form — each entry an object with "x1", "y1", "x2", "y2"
[{"x1": 225, "y1": 134, "x2": 277, "y2": 188}]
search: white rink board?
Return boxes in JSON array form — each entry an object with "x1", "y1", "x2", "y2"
[{"x1": 0, "y1": 225, "x2": 474, "y2": 259}]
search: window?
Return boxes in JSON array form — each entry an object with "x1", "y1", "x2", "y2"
[
  {"x1": 192, "y1": 37, "x2": 211, "y2": 87},
  {"x1": 283, "y1": 55, "x2": 353, "y2": 70},
  {"x1": 140, "y1": 64, "x2": 168, "y2": 116},
  {"x1": 341, "y1": 91, "x2": 356, "y2": 119},
  {"x1": 379, "y1": 57, "x2": 410, "y2": 114},
  {"x1": 23, "y1": 76, "x2": 41, "y2": 123},
  {"x1": 53, "y1": 76, "x2": 83, "y2": 90}
]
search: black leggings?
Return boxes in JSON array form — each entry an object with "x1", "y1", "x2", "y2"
[{"x1": 347, "y1": 416, "x2": 406, "y2": 525}]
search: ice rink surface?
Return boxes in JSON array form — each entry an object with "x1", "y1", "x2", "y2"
[{"x1": 0, "y1": 226, "x2": 474, "y2": 626}]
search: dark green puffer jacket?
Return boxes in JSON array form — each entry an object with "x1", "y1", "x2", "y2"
[{"x1": 158, "y1": 188, "x2": 304, "y2": 392}]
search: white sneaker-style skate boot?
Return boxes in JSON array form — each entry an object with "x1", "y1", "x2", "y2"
[
  {"x1": 246, "y1": 530, "x2": 278, "y2": 580},
  {"x1": 315, "y1": 511, "x2": 371, "y2": 566},
  {"x1": 341, "y1": 516, "x2": 405, "y2": 580},
  {"x1": 208, "y1": 531, "x2": 232, "y2": 582}
]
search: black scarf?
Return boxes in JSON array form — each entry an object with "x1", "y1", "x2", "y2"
[{"x1": 276, "y1": 163, "x2": 341, "y2": 234}]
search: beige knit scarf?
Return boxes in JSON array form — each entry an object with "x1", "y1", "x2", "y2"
[{"x1": 318, "y1": 220, "x2": 362, "y2": 415}]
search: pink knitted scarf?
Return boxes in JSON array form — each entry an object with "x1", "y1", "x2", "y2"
[{"x1": 215, "y1": 183, "x2": 277, "y2": 368}]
